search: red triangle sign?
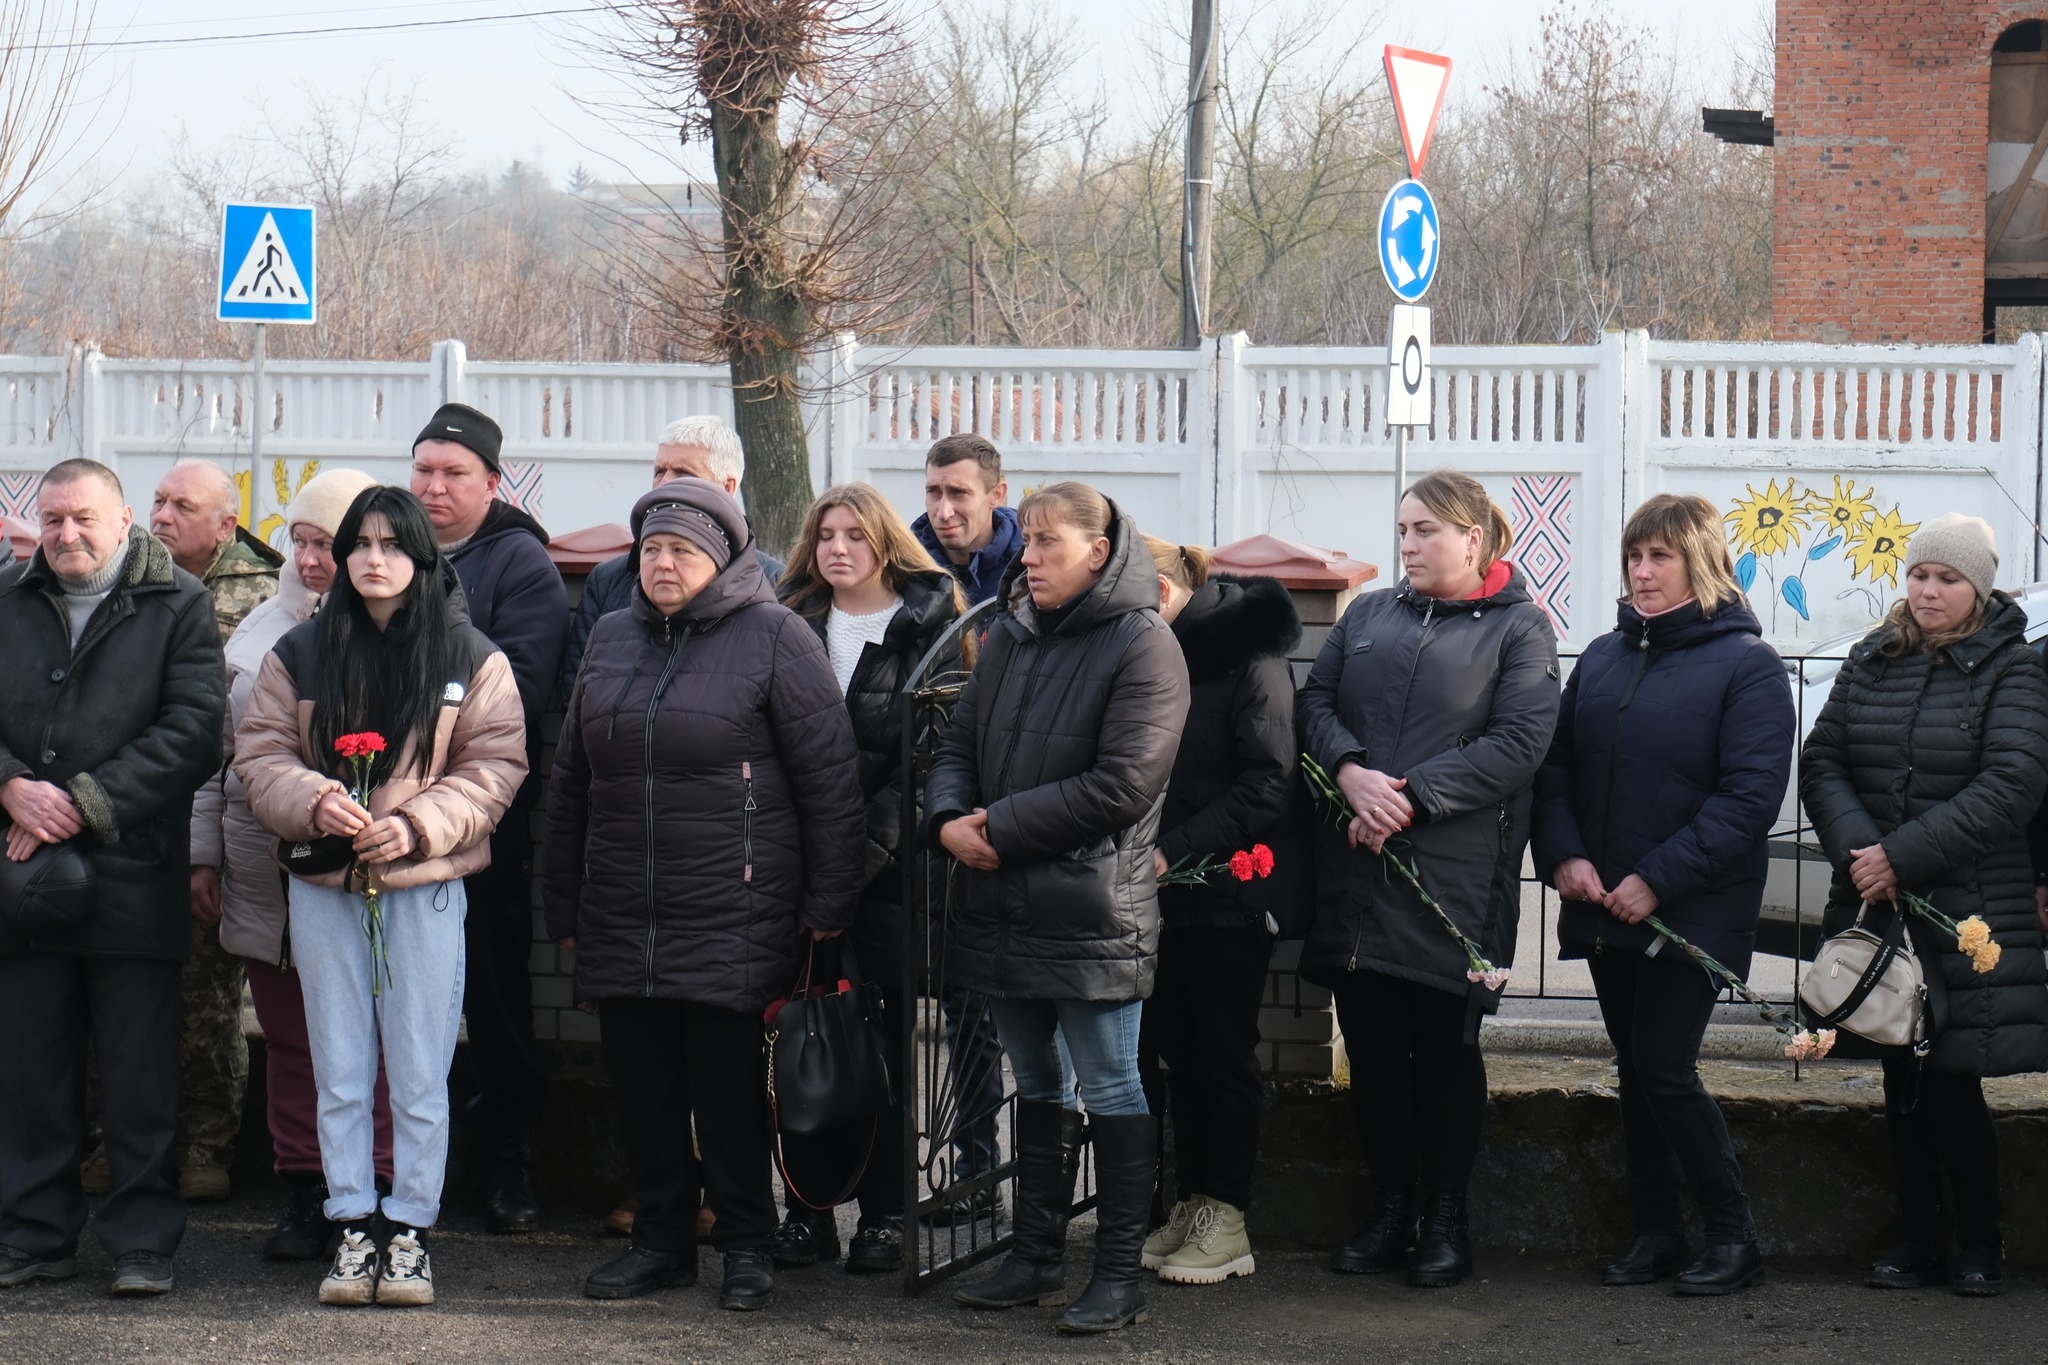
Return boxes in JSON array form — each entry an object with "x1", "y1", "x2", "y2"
[{"x1": 1384, "y1": 45, "x2": 1452, "y2": 178}]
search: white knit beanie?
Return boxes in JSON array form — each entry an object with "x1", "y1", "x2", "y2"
[
  {"x1": 285, "y1": 469, "x2": 379, "y2": 539},
  {"x1": 1903, "y1": 513, "x2": 1998, "y2": 600}
]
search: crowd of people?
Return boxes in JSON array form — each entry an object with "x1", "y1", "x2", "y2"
[{"x1": 2, "y1": 404, "x2": 2045, "y2": 1325}]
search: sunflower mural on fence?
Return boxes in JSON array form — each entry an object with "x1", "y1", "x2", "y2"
[
  {"x1": 234, "y1": 459, "x2": 321, "y2": 549},
  {"x1": 1724, "y1": 476, "x2": 1919, "y2": 633}
]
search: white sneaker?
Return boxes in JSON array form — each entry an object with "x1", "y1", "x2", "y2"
[
  {"x1": 377, "y1": 1228, "x2": 434, "y2": 1307},
  {"x1": 318, "y1": 1228, "x2": 380, "y2": 1306},
  {"x1": 1142, "y1": 1199, "x2": 1202, "y2": 1271}
]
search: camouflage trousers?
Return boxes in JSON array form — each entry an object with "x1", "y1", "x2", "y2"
[{"x1": 177, "y1": 919, "x2": 249, "y2": 1171}]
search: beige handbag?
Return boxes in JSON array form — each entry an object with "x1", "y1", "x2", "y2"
[{"x1": 1799, "y1": 904, "x2": 1930, "y2": 1051}]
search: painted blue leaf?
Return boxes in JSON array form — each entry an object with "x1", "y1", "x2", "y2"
[
  {"x1": 1782, "y1": 576, "x2": 1810, "y2": 620},
  {"x1": 1734, "y1": 551, "x2": 1757, "y2": 592},
  {"x1": 1808, "y1": 535, "x2": 1843, "y2": 561}
]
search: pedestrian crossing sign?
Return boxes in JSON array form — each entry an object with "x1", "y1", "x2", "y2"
[{"x1": 217, "y1": 203, "x2": 316, "y2": 324}]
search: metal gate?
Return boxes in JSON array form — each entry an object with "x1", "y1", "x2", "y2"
[{"x1": 896, "y1": 601, "x2": 1096, "y2": 1290}]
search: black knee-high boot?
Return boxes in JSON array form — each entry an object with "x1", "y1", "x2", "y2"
[
  {"x1": 954, "y1": 1100, "x2": 1083, "y2": 1309},
  {"x1": 1057, "y1": 1114, "x2": 1157, "y2": 1334}
]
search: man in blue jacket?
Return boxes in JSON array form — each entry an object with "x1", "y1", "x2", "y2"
[
  {"x1": 411, "y1": 402, "x2": 567, "y2": 1235},
  {"x1": 912, "y1": 434, "x2": 1020, "y2": 607}
]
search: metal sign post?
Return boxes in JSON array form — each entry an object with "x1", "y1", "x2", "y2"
[
  {"x1": 1379, "y1": 46, "x2": 1451, "y2": 574},
  {"x1": 218, "y1": 202, "x2": 317, "y2": 527}
]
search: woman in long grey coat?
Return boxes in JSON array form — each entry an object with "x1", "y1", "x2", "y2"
[
  {"x1": 1298, "y1": 469, "x2": 1560, "y2": 1290},
  {"x1": 1801, "y1": 514, "x2": 2048, "y2": 1297}
]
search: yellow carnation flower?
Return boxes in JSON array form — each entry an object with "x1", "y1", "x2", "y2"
[
  {"x1": 1957, "y1": 917, "x2": 1992, "y2": 953},
  {"x1": 1972, "y1": 939, "x2": 2003, "y2": 974}
]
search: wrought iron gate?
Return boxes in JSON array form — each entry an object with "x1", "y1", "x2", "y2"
[{"x1": 896, "y1": 600, "x2": 1096, "y2": 1290}]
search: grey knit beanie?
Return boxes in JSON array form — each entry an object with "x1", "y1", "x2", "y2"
[{"x1": 1903, "y1": 513, "x2": 1998, "y2": 600}]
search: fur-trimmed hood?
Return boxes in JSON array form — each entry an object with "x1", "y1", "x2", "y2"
[{"x1": 1170, "y1": 574, "x2": 1302, "y2": 684}]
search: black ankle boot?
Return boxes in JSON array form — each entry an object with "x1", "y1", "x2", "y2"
[
  {"x1": 1330, "y1": 1192, "x2": 1415, "y2": 1274},
  {"x1": 1674, "y1": 1241, "x2": 1764, "y2": 1295},
  {"x1": 769, "y1": 1207, "x2": 841, "y2": 1267},
  {"x1": 1057, "y1": 1113, "x2": 1156, "y2": 1334},
  {"x1": 1868, "y1": 1234, "x2": 1944, "y2": 1288},
  {"x1": 1408, "y1": 1191, "x2": 1471, "y2": 1288},
  {"x1": 954, "y1": 1100, "x2": 1083, "y2": 1309},
  {"x1": 483, "y1": 1138, "x2": 541, "y2": 1235},
  {"x1": 584, "y1": 1244, "x2": 695, "y2": 1299},
  {"x1": 1952, "y1": 1239, "x2": 2004, "y2": 1297},
  {"x1": 263, "y1": 1172, "x2": 335, "y2": 1262},
  {"x1": 1601, "y1": 1233, "x2": 1690, "y2": 1287}
]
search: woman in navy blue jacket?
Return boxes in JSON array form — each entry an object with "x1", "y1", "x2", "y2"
[{"x1": 1531, "y1": 493, "x2": 1796, "y2": 1298}]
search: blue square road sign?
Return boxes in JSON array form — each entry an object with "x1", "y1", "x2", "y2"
[{"x1": 218, "y1": 203, "x2": 316, "y2": 324}]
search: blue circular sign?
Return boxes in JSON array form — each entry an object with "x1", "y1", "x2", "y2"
[{"x1": 1377, "y1": 179, "x2": 1440, "y2": 303}]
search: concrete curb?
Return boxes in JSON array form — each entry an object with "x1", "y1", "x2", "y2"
[{"x1": 1480, "y1": 1016, "x2": 1788, "y2": 1060}]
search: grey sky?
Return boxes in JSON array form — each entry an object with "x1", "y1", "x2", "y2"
[{"x1": 69, "y1": 0, "x2": 1764, "y2": 193}]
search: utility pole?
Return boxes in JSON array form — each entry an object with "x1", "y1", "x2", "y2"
[{"x1": 1180, "y1": 0, "x2": 1218, "y2": 349}]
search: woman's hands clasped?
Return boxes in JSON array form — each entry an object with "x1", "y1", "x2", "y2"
[
  {"x1": 1553, "y1": 857, "x2": 1658, "y2": 924},
  {"x1": 1848, "y1": 843, "x2": 1897, "y2": 905},
  {"x1": 939, "y1": 809, "x2": 1002, "y2": 871},
  {"x1": 313, "y1": 790, "x2": 416, "y2": 866},
  {"x1": 1337, "y1": 762, "x2": 1412, "y2": 854}
]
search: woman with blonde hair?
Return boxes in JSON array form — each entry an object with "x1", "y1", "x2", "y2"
[
  {"x1": 769, "y1": 483, "x2": 967, "y2": 1274},
  {"x1": 1532, "y1": 493, "x2": 1795, "y2": 1295},
  {"x1": 1300, "y1": 469, "x2": 1559, "y2": 1289}
]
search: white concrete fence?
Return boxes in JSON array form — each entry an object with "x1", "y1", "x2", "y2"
[{"x1": 4, "y1": 332, "x2": 2041, "y2": 651}]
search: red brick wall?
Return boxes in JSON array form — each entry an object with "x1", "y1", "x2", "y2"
[{"x1": 1774, "y1": 3, "x2": 2048, "y2": 342}]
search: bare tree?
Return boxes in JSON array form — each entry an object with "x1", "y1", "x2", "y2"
[{"x1": 0, "y1": 0, "x2": 99, "y2": 235}]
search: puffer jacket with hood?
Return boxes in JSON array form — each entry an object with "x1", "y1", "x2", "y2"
[
  {"x1": 542, "y1": 488, "x2": 867, "y2": 1014},
  {"x1": 1800, "y1": 592, "x2": 2048, "y2": 1077},
  {"x1": 193, "y1": 558, "x2": 321, "y2": 963},
  {"x1": 1157, "y1": 574, "x2": 1302, "y2": 930},
  {"x1": 1297, "y1": 563, "x2": 1561, "y2": 1001},
  {"x1": 925, "y1": 501, "x2": 1193, "y2": 1002},
  {"x1": 235, "y1": 563, "x2": 529, "y2": 892}
]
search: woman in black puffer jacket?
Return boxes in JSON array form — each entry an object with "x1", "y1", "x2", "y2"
[
  {"x1": 1532, "y1": 494, "x2": 1795, "y2": 1297},
  {"x1": 928, "y1": 483, "x2": 1190, "y2": 1335},
  {"x1": 1299, "y1": 470, "x2": 1560, "y2": 1290},
  {"x1": 1135, "y1": 536, "x2": 1299, "y2": 1289},
  {"x1": 771, "y1": 482, "x2": 966, "y2": 1274},
  {"x1": 1801, "y1": 514, "x2": 2048, "y2": 1297},
  {"x1": 544, "y1": 480, "x2": 865, "y2": 1313}
]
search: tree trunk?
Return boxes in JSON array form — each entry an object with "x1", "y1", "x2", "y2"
[{"x1": 709, "y1": 89, "x2": 813, "y2": 557}]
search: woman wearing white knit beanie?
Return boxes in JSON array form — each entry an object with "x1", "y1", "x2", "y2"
[
  {"x1": 192, "y1": 467, "x2": 381, "y2": 1262},
  {"x1": 1801, "y1": 509, "x2": 2048, "y2": 1297}
]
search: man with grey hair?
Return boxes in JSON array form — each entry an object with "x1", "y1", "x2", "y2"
[
  {"x1": 556, "y1": 415, "x2": 786, "y2": 700},
  {"x1": 0, "y1": 458, "x2": 224, "y2": 1296}
]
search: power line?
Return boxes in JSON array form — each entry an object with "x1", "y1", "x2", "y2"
[
  {"x1": 10, "y1": 5, "x2": 607, "y2": 52},
  {"x1": 94, "y1": 0, "x2": 565, "y2": 36}
]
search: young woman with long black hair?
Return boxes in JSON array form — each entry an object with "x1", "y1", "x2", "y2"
[{"x1": 238, "y1": 486, "x2": 528, "y2": 1309}]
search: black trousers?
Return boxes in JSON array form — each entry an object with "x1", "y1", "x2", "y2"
[
  {"x1": 599, "y1": 996, "x2": 776, "y2": 1253},
  {"x1": 1588, "y1": 945, "x2": 1755, "y2": 1243},
  {"x1": 0, "y1": 953, "x2": 185, "y2": 1259},
  {"x1": 1881, "y1": 1058, "x2": 2001, "y2": 1245},
  {"x1": 460, "y1": 818, "x2": 544, "y2": 1138},
  {"x1": 782, "y1": 981, "x2": 907, "y2": 1224},
  {"x1": 1331, "y1": 969, "x2": 1486, "y2": 1200},
  {"x1": 1140, "y1": 925, "x2": 1272, "y2": 1211}
]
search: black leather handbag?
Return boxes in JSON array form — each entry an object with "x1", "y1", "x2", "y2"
[
  {"x1": 763, "y1": 939, "x2": 894, "y2": 1208},
  {"x1": 0, "y1": 835, "x2": 97, "y2": 945}
]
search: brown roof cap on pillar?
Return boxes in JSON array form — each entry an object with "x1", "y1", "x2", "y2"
[
  {"x1": 546, "y1": 522, "x2": 634, "y2": 575},
  {"x1": 1208, "y1": 534, "x2": 1378, "y2": 590}
]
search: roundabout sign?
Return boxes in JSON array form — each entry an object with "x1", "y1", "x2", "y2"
[{"x1": 1377, "y1": 178, "x2": 1439, "y2": 304}]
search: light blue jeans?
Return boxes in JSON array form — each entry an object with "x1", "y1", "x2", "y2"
[
  {"x1": 290, "y1": 877, "x2": 467, "y2": 1228},
  {"x1": 986, "y1": 998, "x2": 1148, "y2": 1116}
]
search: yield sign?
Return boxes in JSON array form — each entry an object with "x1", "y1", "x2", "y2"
[{"x1": 1383, "y1": 45, "x2": 1452, "y2": 178}]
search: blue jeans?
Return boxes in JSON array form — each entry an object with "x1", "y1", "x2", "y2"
[
  {"x1": 987, "y1": 998, "x2": 1148, "y2": 1116},
  {"x1": 291, "y1": 877, "x2": 467, "y2": 1229}
]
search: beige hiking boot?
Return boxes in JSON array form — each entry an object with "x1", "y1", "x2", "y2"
[
  {"x1": 79, "y1": 1149, "x2": 112, "y2": 1196},
  {"x1": 1141, "y1": 1198, "x2": 1202, "y2": 1271},
  {"x1": 178, "y1": 1155, "x2": 232, "y2": 1203},
  {"x1": 1157, "y1": 1198, "x2": 1255, "y2": 1285}
]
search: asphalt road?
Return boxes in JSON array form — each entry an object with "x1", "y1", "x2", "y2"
[{"x1": 4, "y1": 1187, "x2": 2046, "y2": 1365}]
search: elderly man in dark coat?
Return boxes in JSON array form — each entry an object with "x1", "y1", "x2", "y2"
[{"x1": 0, "y1": 459, "x2": 226, "y2": 1297}]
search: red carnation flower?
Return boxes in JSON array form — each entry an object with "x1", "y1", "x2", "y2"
[
  {"x1": 1228, "y1": 849, "x2": 1255, "y2": 882},
  {"x1": 1251, "y1": 843, "x2": 1275, "y2": 877},
  {"x1": 361, "y1": 733, "x2": 387, "y2": 753}
]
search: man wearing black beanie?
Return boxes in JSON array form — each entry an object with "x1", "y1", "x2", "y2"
[{"x1": 411, "y1": 401, "x2": 566, "y2": 1235}]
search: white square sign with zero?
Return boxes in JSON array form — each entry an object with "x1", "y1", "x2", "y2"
[{"x1": 1387, "y1": 304, "x2": 1431, "y2": 427}]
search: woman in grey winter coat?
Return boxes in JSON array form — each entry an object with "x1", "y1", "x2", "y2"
[
  {"x1": 1298, "y1": 470, "x2": 1560, "y2": 1290},
  {"x1": 1800, "y1": 514, "x2": 2048, "y2": 1297},
  {"x1": 928, "y1": 483, "x2": 1191, "y2": 1335}
]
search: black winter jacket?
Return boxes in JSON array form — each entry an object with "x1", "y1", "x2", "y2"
[
  {"x1": 1532, "y1": 597, "x2": 1795, "y2": 980},
  {"x1": 926, "y1": 504, "x2": 1192, "y2": 1001},
  {"x1": 1297, "y1": 566, "x2": 1560, "y2": 1000},
  {"x1": 1157, "y1": 575, "x2": 1301, "y2": 929},
  {"x1": 542, "y1": 503, "x2": 866, "y2": 1014},
  {"x1": 784, "y1": 570, "x2": 964, "y2": 983},
  {"x1": 0, "y1": 527, "x2": 226, "y2": 960},
  {"x1": 446, "y1": 501, "x2": 567, "y2": 804},
  {"x1": 1800, "y1": 593, "x2": 2048, "y2": 1077},
  {"x1": 560, "y1": 540, "x2": 787, "y2": 706}
]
